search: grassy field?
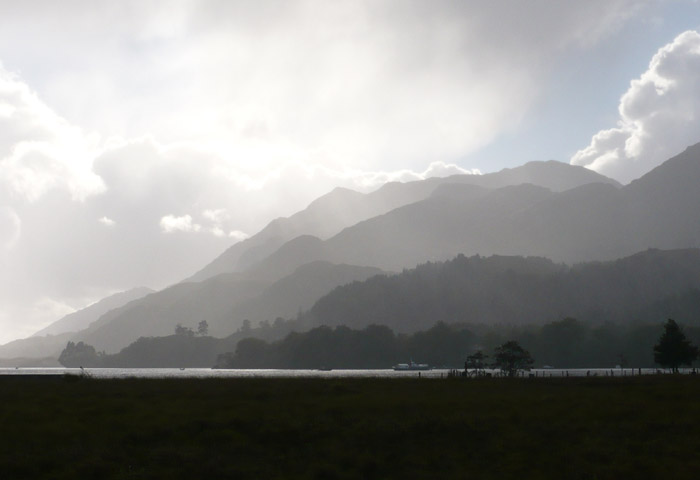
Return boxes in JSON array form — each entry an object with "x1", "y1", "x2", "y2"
[{"x1": 1, "y1": 375, "x2": 699, "y2": 479}]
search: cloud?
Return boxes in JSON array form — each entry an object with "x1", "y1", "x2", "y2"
[
  {"x1": 98, "y1": 216, "x2": 115, "y2": 227},
  {"x1": 325, "y1": 161, "x2": 481, "y2": 191},
  {"x1": 159, "y1": 214, "x2": 201, "y2": 233},
  {"x1": 423, "y1": 162, "x2": 482, "y2": 178},
  {"x1": 0, "y1": 65, "x2": 104, "y2": 202},
  {"x1": 202, "y1": 208, "x2": 228, "y2": 223},
  {"x1": 228, "y1": 230, "x2": 249, "y2": 242},
  {"x1": 572, "y1": 30, "x2": 700, "y2": 183},
  {"x1": 0, "y1": 206, "x2": 20, "y2": 249},
  {"x1": 0, "y1": 1, "x2": 636, "y2": 172}
]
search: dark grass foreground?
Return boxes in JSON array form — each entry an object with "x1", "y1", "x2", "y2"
[{"x1": 1, "y1": 375, "x2": 699, "y2": 479}]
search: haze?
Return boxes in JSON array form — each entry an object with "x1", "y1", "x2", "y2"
[{"x1": 1, "y1": 1, "x2": 699, "y2": 343}]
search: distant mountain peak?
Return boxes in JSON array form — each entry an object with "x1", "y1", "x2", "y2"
[
  {"x1": 627, "y1": 141, "x2": 700, "y2": 191},
  {"x1": 187, "y1": 155, "x2": 622, "y2": 283},
  {"x1": 31, "y1": 286, "x2": 154, "y2": 338}
]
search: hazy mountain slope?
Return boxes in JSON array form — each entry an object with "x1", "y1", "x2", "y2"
[
  {"x1": 446, "y1": 159, "x2": 621, "y2": 191},
  {"x1": 263, "y1": 181, "x2": 625, "y2": 273},
  {"x1": 32, "y1": 287, "x2": 154, "y2": 337},
  {"x1": 501, "y1": 182, "x2": 634, "y2": 262},
  {"x1": 321, "y1": 183, "x2": 552, "y2": 270},
  {"x1": 323, "y1": 181, "x2": 636, "y2": 269},
  {"x1": 256, "y1": 142, "x2": 700, "y2": 272},
  {"x1": 228, "y1": 261, "x2": 384, "y2": 324},
  {"x1": 72, "y1": 261, "x2": 384, "y2": 353},
  {"x1": 623, "y1": 142, "x2": 700, "y2": 251},
  {"x1": 188, "y1": 161, "x2": 619, "y2": 282},
  {"x1": 305, "y1": 249, "x2": 700, "y2": 332},
  {"x1": 499, "y1": 143, "x2": 700, "y2": 262},
  {"x1": 0, "y1": 332, "x2": 74, "y2": 359},
  {"x1": 0, "y1": 287, "x2": 154, "y2": 360},
  {"x1": 244, "y1": 235, "x2": 333, "y2": 283},
  {"x1": 74, "y1": 275, "x2": 267, "y2": 352},
  {"x1": 187, "y1": 187, "x2": 367, "y2": 282}
]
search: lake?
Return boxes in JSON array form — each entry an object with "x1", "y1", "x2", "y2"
[{"x1": 0, "y1": 367, "x2": 690, "y2": 378}]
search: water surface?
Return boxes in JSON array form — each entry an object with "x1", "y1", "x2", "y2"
[{"x1": 0, "y1": 367, "x2": 688, "y2": 379}]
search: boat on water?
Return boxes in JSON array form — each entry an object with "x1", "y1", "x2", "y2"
[{"x1": 393, "y1": 360, "x2": 431, "y2": 371}]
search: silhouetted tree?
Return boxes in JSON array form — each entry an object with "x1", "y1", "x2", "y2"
[
  {"x1": 232, "y1": 337, "x2": 270, "y2": 368},
  {"x1": 58, "y1": 341, "x2": 102, "y2": 367},
  {"x1": 197, "y1": 320, "x2": 209, "y2": 336},
  {"x1": 465, "y1": 350, "x2": 488, "y2": 376},
  {"x1": 539, "y1": 317, "x2": 586, "y2": 367},
  {"x1": 406, "y1": 322, "x2": 475, "y2": 367},
  {"x1": 493, "y1": 341, "x2": 533, "y2": 377},
  {"x1": 240, "y1": 319, "x2": 251, "y2": 334},
  {"x1": 175, "y1": 323, "x2": 194, "y2": 336},
  {"x1": 653, "y1": 319, "x2": 698, "y2": 373}
]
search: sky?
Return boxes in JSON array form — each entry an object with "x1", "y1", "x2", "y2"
[{"x1": 0, "y1": 0, "x2": 699, "y2": 344}]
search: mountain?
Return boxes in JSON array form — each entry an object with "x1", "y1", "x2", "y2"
[
  {"x1": 27, "y1": 147, "x2": 697, "y2": 358},
  {"x1": 31, "y1": 287, "x2": 154, "y2": 337},
  {"x1": 0, "y1": 287, "x2": 153, "y2": 360},
  {"x1": 321, "y1": 183, "x2": 554, "y2": 270},
  {"x1": 0, "y1": 332, "x2": 74, "y2": 360},
  {"x1": 62, "y1": 249, "x2": 700, "y2": 369},
  {"x1": 73, "y1": 275, "x2": 267, "y2": 353},
  {"x1": 72, "y1": 262, "x2": 383, "y2": 353},
  {"x1": 304, "y1": 249, "x2": 700, "y2": 332},
  {"x1": 188, "y1": 160, "x2": 618, "y2": 282},
  {"x1": 240, "y1": 181, "x2": 628, "y2": 273},
  {"x1": 624, "y1": 142, "x2": 700, "y2": 250},
  {"x1": 228, "y1": 261, "x2": 383, "y2": 323},
  {"x1": 246, "y1": 143, "x2": 700, "y2": 273},
  {"x1": 186, "y1": 187, "x2": 368, "y2": 282}
]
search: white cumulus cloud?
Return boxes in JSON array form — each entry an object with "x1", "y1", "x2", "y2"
[
  {"x1": 228, "y1": 230, "x2": 249, "y2": 242},
  {"x1": 159, "y1": 214, "x2": 201, "y2": 233},
  {"x1": 98, "y1": 216, "x2": 115, "y2": 227},
  {"x1": 0, "y1": 65, "x2": 104, "y2": 202},
  {"x1": 338, "y1": 162, "x2": 481, "y2": 190},
  {"x1": 572, "y1": 30, "x2": 700, "y2": 183},
  {"x1": 202, "y1": 208, "x2": 228, "y2": 223}
]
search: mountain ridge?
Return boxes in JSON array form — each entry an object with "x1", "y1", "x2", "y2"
[
  {"x1": 188, "y1": 160, "x2": 619, "y2": 282},
  {"x1": 244, "y1": 143, "x2": 700, "y2": 274},
  {"x1": 9, "y1": 146, "x2": 697, "y2": 360},
  {"x1": 0, "y1": 286, "x2": 154, "y2": 359},
  {"x1": 31, "y1": 287, "x2": 154, "y2": 337}
]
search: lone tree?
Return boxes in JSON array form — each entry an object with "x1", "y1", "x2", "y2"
[
  {"x1": 493, "y1": 341, "x2": 534, "y2": 377},
  {"x1": 175, "y1": 323, "x2": 194, "y2": 336},
  {"x1": 465, "y1": 350, "x2": 488, "y2": 376},
  {"x1": 654, "y1": 319, "x2": 698, "y2": 373},
  {"x1": 58, "y1": 341, "x2": 102, "y2": 368},
  {"x1": 197, "y1": 320, "x2": 209, "y2": 336}
]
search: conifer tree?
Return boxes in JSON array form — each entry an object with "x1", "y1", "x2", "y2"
[{"x1": 654, "y1": 319, "x2": 698, "y2": 373}]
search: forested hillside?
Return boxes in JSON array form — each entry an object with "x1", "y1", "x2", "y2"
[
  {"x1": 218, "y1": 319, "x2": 700, "y2": 370},
  {"x1": 305, "y1": 249, "x2": 700, "y2": 332}
]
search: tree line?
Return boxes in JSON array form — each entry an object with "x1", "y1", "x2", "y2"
[
  {"x1": 467, "y1": 319, "x2": 698, "y2": 377},
  {"x1": 216, "y1": 318, "x2": 700, "y2": 370},
  {"x1": 59, "y1": 316, "x2": 699, "y2": 370}
]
